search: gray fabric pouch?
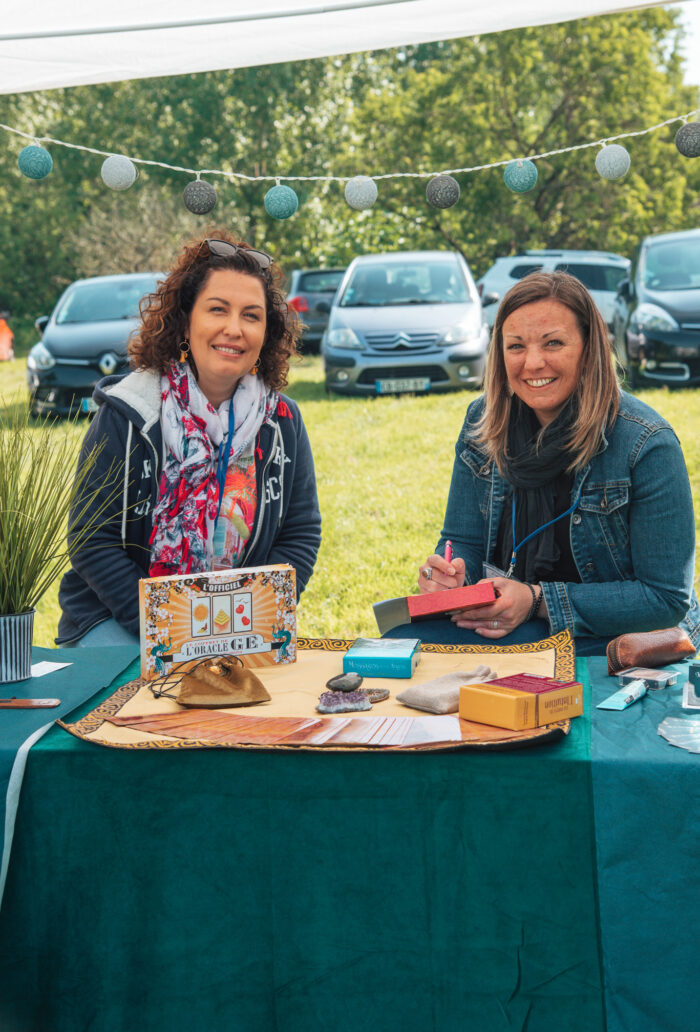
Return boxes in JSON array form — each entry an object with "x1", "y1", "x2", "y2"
[{"x1": 396, "y1": 665, "x2": 495, "y2": 714}]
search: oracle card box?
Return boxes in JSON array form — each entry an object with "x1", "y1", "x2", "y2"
[
  {"x1": 343, "y1": 637, "x2": 422, "y2": 678},
  {"x1": 139, "y1": 564, "x2": 296, "y2": 680},
  {"x1": 459, "y1": 673, "x2": 583, "y2": 730}
]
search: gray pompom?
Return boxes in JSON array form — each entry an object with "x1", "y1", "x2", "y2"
[
  {"x1": 675, "y1": 122, "x2": 700, "y2": 159},
  {"x1": 595, "y1": 144, "x2": 630, "y2": 181},
  {"x1": 183, "y1": 180, "x2": 218, "y2": 214},
  {"x1": 426, "y1": 174, "x2": 460, "y2": 208},
  {"x1": 345, "y1": 176, "x2": 378, "y2": 210},
  {"x1": 101, "y1": 155, "x2": 137, "y2": 191}
]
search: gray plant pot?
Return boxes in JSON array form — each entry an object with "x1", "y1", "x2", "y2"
[{"x1": 0, "y1": 610, "x2": 35, "y2": 683}]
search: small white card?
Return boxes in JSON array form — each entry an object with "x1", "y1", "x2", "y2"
[{"x1": 30, "y1": 661, "x2": 72, "y2": 678}]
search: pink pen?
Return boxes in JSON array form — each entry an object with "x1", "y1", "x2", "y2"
[{"x1": 444, "y1": 540, "x2": 453, "y2": 565}]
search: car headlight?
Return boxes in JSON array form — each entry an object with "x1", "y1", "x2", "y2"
[
  {"x1": 27, "y1": 342, "x2": 56, "y2": 371},
  {"x1": 631, "y1": 303, "x2": 679, "y2": 333},
  {"x1": 440, "y1": 321, "x2": 477, "y2": 346},
  {"x1": 326, "y1": 327, "x2": 362, "y2": 350}
]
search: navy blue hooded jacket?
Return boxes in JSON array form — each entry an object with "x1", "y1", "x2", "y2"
[{"x1": 57, "y1": 369, "x2": 321, "y2": 644}]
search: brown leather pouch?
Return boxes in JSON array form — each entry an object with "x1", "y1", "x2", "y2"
[{"x1": 606, "y1": 627, "x2": 696, "y2": 675}]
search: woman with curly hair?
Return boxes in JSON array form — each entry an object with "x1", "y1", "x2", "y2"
[{"x1": 57, "y1": 233, "x2": 321, "y2": 646}]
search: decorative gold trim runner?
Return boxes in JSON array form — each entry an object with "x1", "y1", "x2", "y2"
[{"x1": 59, "y1": 632, "x2": 575, "y2": 751}]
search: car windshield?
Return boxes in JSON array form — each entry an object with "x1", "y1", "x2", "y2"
[
  {"x1": 554, "y1": 263, "x2": 628, "y2": 291},
  {"x1": 508, "y1": 263, "x2": 544, "y2": 280},
  {"x1": 55, "y1": 276, "x2": 159, "y2": 324},
  {"x1": 297, "y1": 270, "x2": 345, "y2": 293},
  {"x1": 642, "y1": 239, "x2": 700, "y2": 292},
  {"x1": 338, "y1": 260, "x2": 469, "y2": 306}
]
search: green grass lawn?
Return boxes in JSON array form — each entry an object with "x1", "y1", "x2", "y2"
[{"x1": 2, "y1": 351, "x2": 699, "y2": 647}]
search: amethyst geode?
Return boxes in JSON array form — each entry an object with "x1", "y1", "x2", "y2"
[{"x1": 316, "y1": 690, "x2": 372, "y2": 714}]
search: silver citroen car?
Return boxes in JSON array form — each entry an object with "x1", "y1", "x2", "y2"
[{"x1": 321, "y1": 251, "x2": 488, "y2": 396}]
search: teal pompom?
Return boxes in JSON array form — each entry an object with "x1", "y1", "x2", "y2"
[
  {"x1": 264, "y1": 185, "x2": 298, "y2": 220},
  {"x1": 17, "y1": 145, "x2": 53, "y2": 180},
  {"x1": 503, "y1": 159, "x2": 538, "y2": 193}
]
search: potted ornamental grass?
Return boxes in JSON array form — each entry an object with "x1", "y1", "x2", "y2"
[{"x1": 0, "y1": 406, "x2": 120, "y2": 682}]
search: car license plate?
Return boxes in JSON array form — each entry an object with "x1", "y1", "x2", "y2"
[
  {"x1": 375, "y1": 377, "x2": 430, "y2": 394},
  {"x1": 80, "y1": 397, "x2": 98, "y2": 413}
]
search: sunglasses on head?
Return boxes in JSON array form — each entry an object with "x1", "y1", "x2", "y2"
[{"x1": 204, "y1": 239, "x2": 274, "y2": 270}]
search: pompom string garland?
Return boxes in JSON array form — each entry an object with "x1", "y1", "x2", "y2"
[{"x1": 3, "y1": 106, "x2": 699, "y2": 217}]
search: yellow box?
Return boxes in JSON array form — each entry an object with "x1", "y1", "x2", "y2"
[
  {"x1": 139, "y1": 564, "x2": 296, "y2": 680},
  {"x1": 458, "y1": 681, "x2": 583, "y2": 730}
]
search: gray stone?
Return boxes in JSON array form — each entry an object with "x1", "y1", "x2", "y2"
[{"x1": 326, "y1": 672, "x2": 364, "y2": 692}]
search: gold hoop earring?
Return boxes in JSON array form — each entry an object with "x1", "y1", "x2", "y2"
[
  {"x1": 250, "y1": 362, "x2": 259, "y2": 376},
  {"x1": 179, "y1": 339, "x2": 190, "y2": 364}
]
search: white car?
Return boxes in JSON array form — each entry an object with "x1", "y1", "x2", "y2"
[{"x1": 477, "y1": 250, "x2": 630, "y2": 328}]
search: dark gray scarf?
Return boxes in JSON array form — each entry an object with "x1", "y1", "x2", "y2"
[{"x1": 497, "y1": 397, "x2": 577, "y2": 583}]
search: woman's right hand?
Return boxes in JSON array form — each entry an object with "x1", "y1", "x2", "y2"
[{"x1": 418, "y1": 554, "x2": 466, "y2": 594}]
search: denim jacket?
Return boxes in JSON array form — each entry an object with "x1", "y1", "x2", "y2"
[{"x1": 438, "y1": 391, "x2": 700, "y2": 645}]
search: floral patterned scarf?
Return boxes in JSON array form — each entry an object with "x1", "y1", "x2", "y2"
[{"x1": 149, "y1": 361, "x2": 277, "y2": 576}]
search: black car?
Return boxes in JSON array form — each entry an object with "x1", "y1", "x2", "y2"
[
  {"x1": 26, "y1": 272, "x2": 161, "y2": 416},
  {"x1": 286, "y1": 267, "x2": 345, "y2": 353},
  {"x1": 612, "y1": 228, "x2": 700, "y2": 387}
]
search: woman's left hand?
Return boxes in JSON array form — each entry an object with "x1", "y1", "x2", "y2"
[{"x1": 450, "y1": 577, "x2": 534, "y2": 638}]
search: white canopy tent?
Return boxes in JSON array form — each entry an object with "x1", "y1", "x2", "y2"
[{"x1": 0, "y1": 0, "x2": 675, "y2": 95}]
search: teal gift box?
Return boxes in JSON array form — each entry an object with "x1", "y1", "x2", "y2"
[{"x1": 343, "y1": 637, "x2": 421, "y2": 678}]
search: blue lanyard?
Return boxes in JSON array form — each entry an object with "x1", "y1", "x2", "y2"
[
  {"x1": 215, "y1": 396, "x2": 234, "y2": 520},
  {"x1": 507, "y1": 480, "x2": 583, "y2": 578}
]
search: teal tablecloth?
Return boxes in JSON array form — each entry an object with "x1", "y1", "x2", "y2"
[
  {"x1": 589, "y1": 655, "x2": 700, "y2": 1032},
  {"x1": 0, "y1": 645, "x2": 139, "y2": 906},
  {"x1": 0, "y1": 661, "x2": 603, "y2": 1032}
]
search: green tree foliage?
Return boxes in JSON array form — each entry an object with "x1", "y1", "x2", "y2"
[
  {"x1": 344, "y1": 8, "x2": 700, "y2": 274},
  {"x1": 0, "y1": 7, "x2": 698, "y2": 325},
  {"x1": 0, "y1": 59, "x2": 366, "y2": 319}
]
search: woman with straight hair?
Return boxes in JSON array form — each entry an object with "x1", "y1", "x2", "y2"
[{"x1": 401, "y1": 271, "x2": 698, "y2": 655}]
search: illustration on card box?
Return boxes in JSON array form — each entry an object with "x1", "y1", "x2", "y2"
[{"x1": 140, "y1": 566, "x2": 296, "y2": 679}]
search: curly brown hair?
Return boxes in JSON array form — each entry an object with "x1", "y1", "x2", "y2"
[{"x1": 128, "y1": 230, "x2": 299, "y2": 391}]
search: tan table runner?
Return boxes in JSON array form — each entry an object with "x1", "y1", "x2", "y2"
[{"x1": 60, "y1": 632, "x2": 575, "y2": 751}]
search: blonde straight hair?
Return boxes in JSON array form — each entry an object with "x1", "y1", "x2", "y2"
[{"x1": 475, "y1": 271, "x2": 620, "y2": 473}]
